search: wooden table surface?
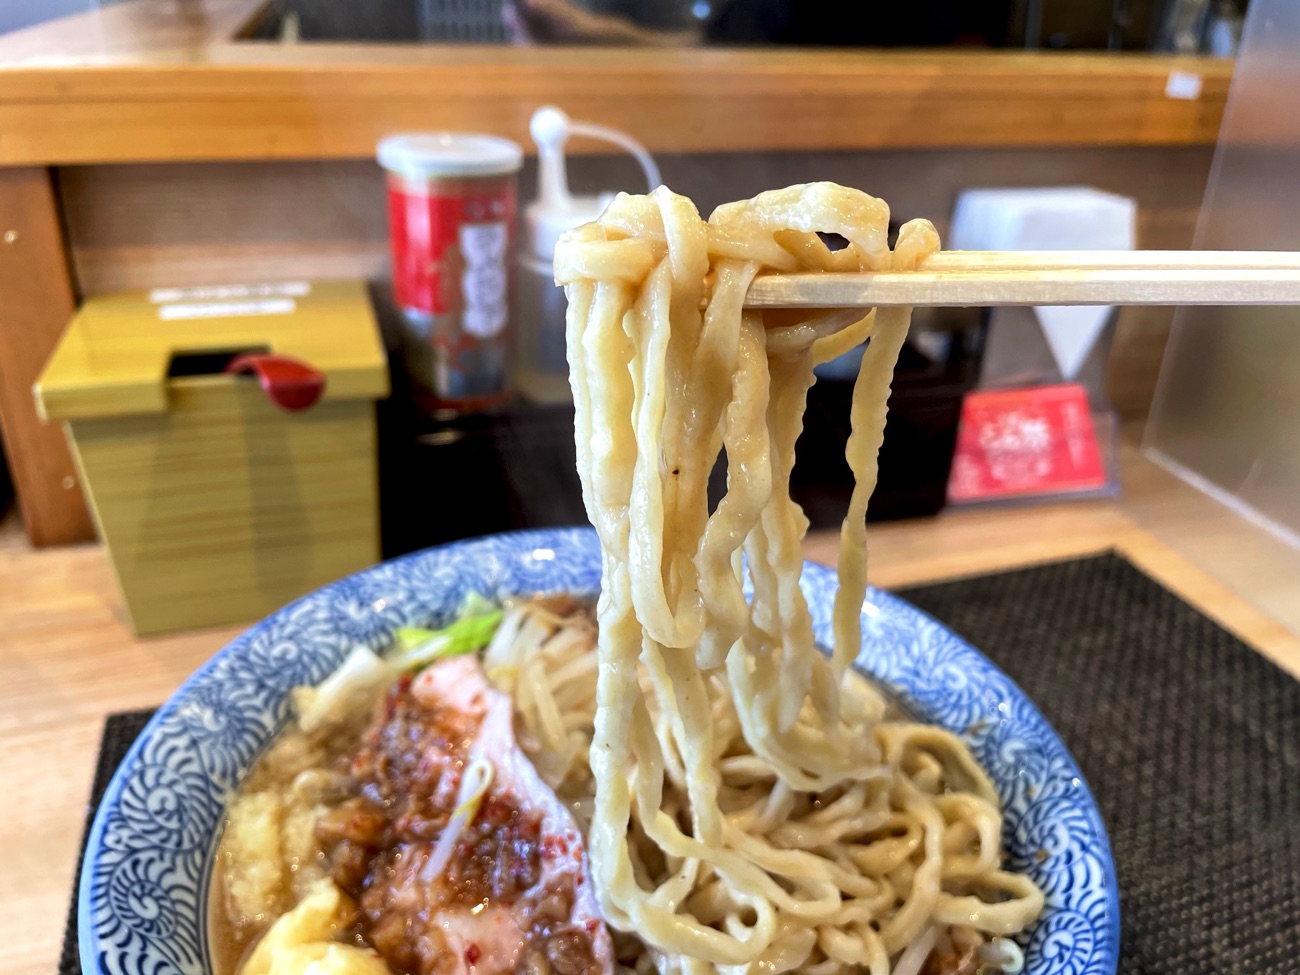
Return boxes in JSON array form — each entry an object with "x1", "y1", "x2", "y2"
[{"x1": 2, "y1": 450, "x2": 1298, "y2": 975}]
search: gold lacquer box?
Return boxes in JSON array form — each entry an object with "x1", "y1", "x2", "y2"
[{"x1": 34, "y1": 280, "x2": 389, "y2": 635}]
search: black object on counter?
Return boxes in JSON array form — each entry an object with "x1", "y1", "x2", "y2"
[
  {"x1": 796, "y1": 318, "x2": 983, "y2": 525},
  {"x1": 0, "y1": 441, "x2": 12, "y2": 520},
  {"x1": 379, "y1": 313, "x2": 983, "y2": 556},
  {"x1": 379, "y1": 394, "x2": 586, "y2": 557}
]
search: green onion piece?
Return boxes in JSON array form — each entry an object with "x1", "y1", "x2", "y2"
[{"x1": 388, "y1": 595, "x2": 504, "y2": 671}]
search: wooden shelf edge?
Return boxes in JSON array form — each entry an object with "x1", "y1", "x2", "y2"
[{"x1": 0, "y1": 42, "x2": 1232, "y2": 165}]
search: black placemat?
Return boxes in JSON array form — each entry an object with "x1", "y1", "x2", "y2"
[
  {"x1": 899, "y1": 553, "x2": 1300, "y2": 975},
  {"x1": 61, "y1": 709, "x2": 155, "y2": 975},
  {"x1": 62, "y1": 553, "x2": 1300, "y2": 975}
]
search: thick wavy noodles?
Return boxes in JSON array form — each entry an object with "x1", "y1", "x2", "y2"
[{"x1": 552, "y1": 184, "x2": 1044, "y2": 975}]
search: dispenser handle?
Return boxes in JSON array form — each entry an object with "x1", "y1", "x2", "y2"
[
  {"x1": 225, "y1": 354, "x2": 326, "y2": 411},
  {"x1": 566, "y1": 121, "x2": 660, "y2": 192}
]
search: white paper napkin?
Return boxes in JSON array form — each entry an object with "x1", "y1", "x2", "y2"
[{"x1": 950, "y1": 188, "x2": 1136, "y2": 379}]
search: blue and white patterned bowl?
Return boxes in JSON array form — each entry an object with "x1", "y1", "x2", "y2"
[{"x1": 79, "y1": 528, "x2": 1119, "y2": 975}]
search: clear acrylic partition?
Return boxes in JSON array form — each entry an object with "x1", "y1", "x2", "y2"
[{"x1": 1142, "y1": 0, "x2": 1300, "y2": 632}]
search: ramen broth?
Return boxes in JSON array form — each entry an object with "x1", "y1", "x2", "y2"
[
  {"x1": 208, "y1": 571, "x2": 1034, "y2": 975},
  {"x1": 207, "y1": 595, "x2": 606, "y2": 975},
  {"x1": 208, "y1": 709, "x2": 372, "y2": 975}
]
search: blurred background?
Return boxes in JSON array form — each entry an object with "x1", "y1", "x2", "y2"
[
  {"x1": 8, "y1": 9, "x2": 1300, "y2": 975},
  {"x1": 0, "y1": 0, "x2": 1295, "y2": 640},
  {"x1": 0, "y1": 0, "x2": 1253, "y2": 51}
]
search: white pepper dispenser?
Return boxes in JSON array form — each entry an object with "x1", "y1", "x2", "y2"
[{"x1": 515, "y1": 105, "x2": 659, "y2": 403}]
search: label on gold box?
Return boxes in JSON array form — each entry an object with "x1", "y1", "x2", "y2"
[{"x1": 158, "y1": 299, "x2": 297, "y2": 320}]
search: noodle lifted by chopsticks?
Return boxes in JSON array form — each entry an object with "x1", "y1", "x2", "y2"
[{"x1": 554, "y1": 183, "x2": 1043, "y2": 975}]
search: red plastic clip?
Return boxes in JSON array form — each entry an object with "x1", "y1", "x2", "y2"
[{"x1": 224, "y1": 354, "x2": 326, "y2": 411}]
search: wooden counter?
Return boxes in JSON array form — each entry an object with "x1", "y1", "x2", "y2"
[
  {"x1": 0, "y1": 0, "x2": 1233, "y2": 165},
  {"x1": 2, "y1": 440, "x2": 1298, "y2": 975},
  {"x1": 0, "y1": 44, "x2": 1233, "y2": 165}
]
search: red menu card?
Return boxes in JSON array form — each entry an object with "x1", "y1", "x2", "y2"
[{"x1": 947, "y1": 383, "x2": 1108, "y2": 503}]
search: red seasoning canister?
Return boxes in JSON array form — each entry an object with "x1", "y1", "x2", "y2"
[{"x1": 378, "y1": 133, "x2": 524, "y2": 408}]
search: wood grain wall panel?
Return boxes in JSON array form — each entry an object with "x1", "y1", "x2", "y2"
[
  {"x1": 0, "y1": 168, "x2": 96, "y2": 546},
  {"x1": 61, "y1": 145, "x2": 1214, "y2": 421}
]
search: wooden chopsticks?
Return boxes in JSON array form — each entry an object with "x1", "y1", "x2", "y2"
[{"x1": 742, "y1": 251, "x2": 1300, "y2": 308}]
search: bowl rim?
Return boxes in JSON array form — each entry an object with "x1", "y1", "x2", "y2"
[{"x1": 78, "y1": 527, "x2": 1120, "y2": 975}]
